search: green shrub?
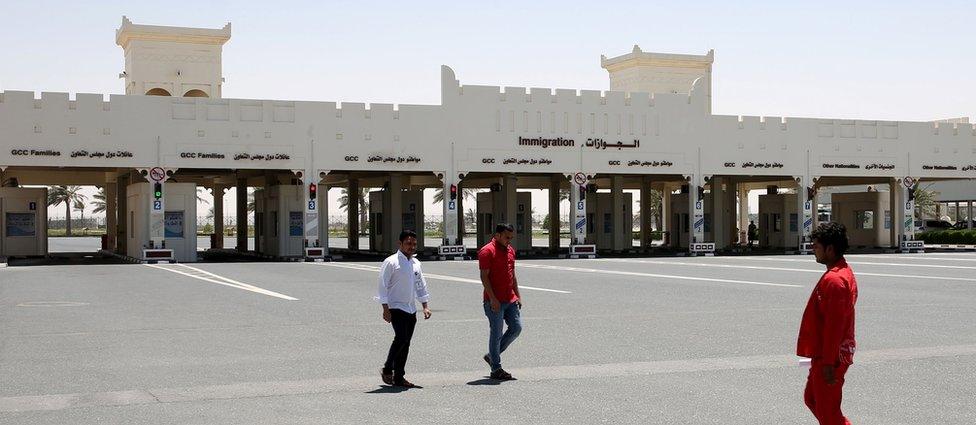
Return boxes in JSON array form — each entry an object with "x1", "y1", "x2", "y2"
[{"x1": 917, "y1": 230, "x2": 976, "y2": 244}]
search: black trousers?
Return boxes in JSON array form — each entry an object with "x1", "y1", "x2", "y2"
[{"x1": 384, "y1": 309, "x2": 417, "y2": 379}]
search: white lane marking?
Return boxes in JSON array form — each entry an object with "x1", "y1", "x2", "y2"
[
  {"x1": 144, "y1": 264, "x2": 298, "y2": 301},
  {"x1": 727, "y1": 256, "x2": 976, "y2": 271},
  {"x1": 656, "y1": 257, "x2": 976, "y2": 283},
  {"x1": 847, "y1": 254, "x2": 976, "y2": 262},
  {"x1": 308, "y1": 262, "x2": 571, "y2": 294},
  {"x1": 6, "y1": 343, "x2": 974, "y2": 413},
  {"x1": 518, "y1": 263, "x2": 801, "y2": 288}
]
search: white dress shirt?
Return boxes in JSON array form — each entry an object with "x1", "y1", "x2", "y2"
[{"x1": 376, "y1": 250, "x2": 430, "y2": 314}]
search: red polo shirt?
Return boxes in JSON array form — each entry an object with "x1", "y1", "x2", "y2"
[
  {"x1": 478, "y1": 241, "x2": 518, "y2": 303},
  {"x1": 797, "y1": 258, "x2": 858, "y2": 366}
]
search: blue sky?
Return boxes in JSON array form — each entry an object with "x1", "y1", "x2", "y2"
[{"x1": 2, "y1": 1, "x2": 973, "y2": 218}]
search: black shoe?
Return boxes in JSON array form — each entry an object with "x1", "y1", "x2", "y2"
[
  {"x1": 483, "y1": 354, "x2": 491, "y2": 367},
  {"x1": 489, "y1": 368, "x2": 515, "y2": 381},
  {"x1": 381, "y1": 368, "x2": 394, "y2": 385},
  {"x1": 394, "y1": 378, "x2": 420, "y2": 388}
]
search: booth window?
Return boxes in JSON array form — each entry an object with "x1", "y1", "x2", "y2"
[
  {"x1": 856, "y1": 210, "x2": 874, "y2": 229},
  {"x1": 884, "y1": 210, "x2": 891, "y2": 229},
  {"x1": 772, "y1": 213, "x2": 782, "y2": 232},
  {"x1": 790, "y1": 214, "x2": 798, "y2": 232}
]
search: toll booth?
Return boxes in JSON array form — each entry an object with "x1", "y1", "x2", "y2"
[
  {"x1": 585, "y1": 192, "x2": 633, "y2": 251},
  {"x1": 253, "y1": 185, "x2": 307, "y2": 257},
  {"x1": 0, "y1": 187, "x2": 48, "y2": 257},
  {"x1": 832, "y1": 191, "x2": 892, "y2": 247},
  {"x1": 126, "y1": 182, "x2": 197, "y2": 262},
  {"x1": 368, "y1": 190, "x2": 424, "y2": 253},
  {"x1": 757, "y1": 192, "x2": 800, "y2": 249},
  {"x1": 476, "y1": 191, "x2": 532, "y2": 251},
  {"x1": 669, "y1": 191, "x2": 712, "y2": 249}
]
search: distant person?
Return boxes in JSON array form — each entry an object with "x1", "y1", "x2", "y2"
[
  {"x1": 797, "y1": 222, "x2": 858, "y2": 424},
  {"x1": 377, "y1": 230, "x2": 431, "y2": 388},
  {"x1": 748, "y1": 221, "x2": 758, "y2": 246},
  {"x1": 478, "y1": 223, "x2": 523, "y2": 381}
]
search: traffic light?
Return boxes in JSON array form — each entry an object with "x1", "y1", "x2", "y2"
[
  {"x1": 153, "y1": 182, "x2": 162, "y2": 199},
  {"x1": 449, "y1": 184, "x2": 458, "y2": 200},
  {"x1": 309, "y1": 183, "x2": 317, "y2": 201}
]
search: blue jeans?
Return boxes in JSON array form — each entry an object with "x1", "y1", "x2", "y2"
[{"x1": 484, "y1": 301, "x2": 522, "y2": 371}]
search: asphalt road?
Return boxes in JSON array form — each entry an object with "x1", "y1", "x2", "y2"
[{"x1": 1, "y1": 252, "x2": 975, "y2": 424}]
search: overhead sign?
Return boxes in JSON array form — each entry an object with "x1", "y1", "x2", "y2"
[{"x1": 149, "y1": 167, "x2": 165, "y2": 182}]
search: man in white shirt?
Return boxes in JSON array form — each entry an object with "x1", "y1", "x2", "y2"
[{"x1": 377, "y1": 230, "x2": 431, "y2": 388}]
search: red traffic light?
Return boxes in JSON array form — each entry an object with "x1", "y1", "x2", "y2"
[
  {"x1": 309, "y1": 183, "x2": 317, "y2": 200},
  {"x1": 449, "y1": 184, "x2": 458, "y2": 200}
]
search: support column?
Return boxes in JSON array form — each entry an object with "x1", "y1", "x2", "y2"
[
  {"x1": 797, "y1": 176, "x2": 814, "y2": 252},
  {"x1": 235, "y1": 178, "x2": 247, "y2": 252},
  {"x1": 956, "y1": 202, "x2": 962, "y2": 223},
  {"x1": 661, "y1": 183, "x2": 671, "y2": 247},
  {"x1": 570, "y1": 175, "x2": 586, "y2": 246},
  {"x1": 611, "y1": 175, "x2": 625, "y2": 252},
  {"x1": 549, "y1": 175, "x2": 561, "y2": 254},
  {"x1": 105, "y1": 177, "x2": 117, "y2": 252},
  {"x1": 690, "y1": 176, "x2": 705, "y2": 247},
  {"x1": 213, "y1": 185, "x2": 225, "y2": 249},
  {"x1": 640, "y1": 176, "x2": 654, "y2": 250},
  {"x1": 387, "y1": 174, "x2": 404, "y2": 252},
  {"x1": 889, "y1": 179, "x2": 898, "y2": 248},
  {"x1": 441, "y1": 173, "x2": 460, "y2": 246},
  {"x1": 303, "y1": 170, "x2": 322, "y2": 252},
  {"x1": 115, "y1": 173, "x2": 129, "y2": 255},
  {"x1": 738, "y1": 185, "x2": 749, "y2": 245},
  {"x1": 456, "y1": 180, "x2": 465, "y2": 245},
  {"x1": 503, "y1": 174, "x2": 517, "y2": 231},
  {"x1": 898, "y1": 180, "x2": 917, "y2": 248},
  {"x1": 711, "y1": 176, "x2": 727, "y2": 250},
  {"x1": 347, "y1": 179, "x2": 360, "y2": 251}
]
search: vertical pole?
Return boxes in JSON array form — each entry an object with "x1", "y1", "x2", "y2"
[
  {"x1": 442, "y1": 173, "x2": 459, "y2": 245},
  {"x1": 570, "y1": 174, "x2": 586, "y2": 245},
  {"x1": 347, "y1": 179, "x2": 360, "y2": 251},
  {"x1": 549, "y1": 175, "x2": 561, "y2": 254},
  {"x1": 690, "y1": 176, "x2": 705, "y2": 249}
]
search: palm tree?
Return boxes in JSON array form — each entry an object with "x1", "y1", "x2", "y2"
[
  {"x1": 196, "y1": 187, "x2": 210, "y2": 205},
  {"x1": 338, "y1": 188, "x2": 370, "y2": 234},
  {"x1": 74, "y1": 198, "x2": 86, "y2": 229},
  {"x1": 47, "y1": 185, "x2": 87, "y2": 236},
  {"x1": 92, "y1": 187, "x2": 107, "y2": 214},
  {"x1": 914, "y1": 184, "x2": 938, "y2": 219}
]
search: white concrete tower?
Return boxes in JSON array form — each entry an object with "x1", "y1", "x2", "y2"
[
  {"x1": 115, "y1": 16, "x2": 231, "y2": 98},
  {"x1": 601, "y1": 45, "x2": 714, "y2": 113}
]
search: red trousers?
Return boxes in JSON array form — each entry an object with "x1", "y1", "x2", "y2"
[{"x1": 804, "y1": 361, "x2": 851, "y2": 425}]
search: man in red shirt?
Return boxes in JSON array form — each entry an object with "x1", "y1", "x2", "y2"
[
  {"x1": 798, "y1": 222, "x2": 858, "y2": 425},
  {"x1": 479, "y1": 223, "x2": 523, "y2": 381}
]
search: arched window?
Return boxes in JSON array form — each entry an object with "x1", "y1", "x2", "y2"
[
  {"x1": 145, "y1": 88, "x2": 172, "y2": 96},
  {"x1": 183, "y1": 89, "x2": 209, "y2": 98}
]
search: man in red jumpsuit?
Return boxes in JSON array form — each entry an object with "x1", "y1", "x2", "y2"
[{"x1": 798, "y1": 222, "x2": 858, "y2": 425}]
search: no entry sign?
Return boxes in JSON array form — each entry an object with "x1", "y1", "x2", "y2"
[
  {"x1": 149, "y1": 167, "x2": 165, "y2": 182},
  {"x1": 574, "y1": 172, "x2": 587, "y2": 186}
]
